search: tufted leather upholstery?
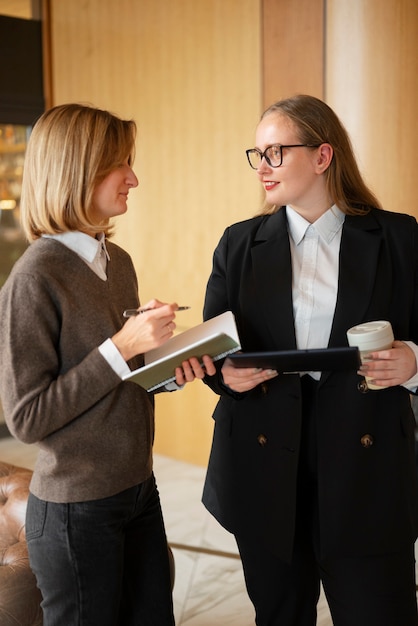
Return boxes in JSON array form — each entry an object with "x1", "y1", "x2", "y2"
[
  {"x1": 0, "y1": 461, "x2": 43, "y2": 626},
  {"x1": 0, "y1": 460, "x2": 175, "y2": 624}
]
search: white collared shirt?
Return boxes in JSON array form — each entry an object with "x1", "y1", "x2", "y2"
[
  {"x1": 41, "y1": 231, "x2": 181, "y2": 390},
  {"x1": 286, "y1": 205, "x2": 418, "y2": 388},
  {"x1": 287, "y1": 205, "x2": 344, "y2": 379},
  {"x1": 44, "y1": 230, "x2": 110, "y2": 281},
  {"x1": 287, "y1": 204, "x2": 344, "y2": 356},
  {"x1": 42, "y1": 231, "x2": 129, "y2": 378}
]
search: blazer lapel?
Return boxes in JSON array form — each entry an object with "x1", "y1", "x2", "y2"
[
  {"x1": 251, "y1": 209, "x2": 297, "y2": 349},
  {"x1": 247, "y1": 209, "x2": 383, "y2": 366},
  {"x1": 328, "y1": 212, "x2": 383, "y2": 348}
]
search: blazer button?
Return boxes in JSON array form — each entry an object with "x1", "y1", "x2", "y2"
[
  {"x1": 357, "y1": 380, "x2": 369, "y2": 393},
  {"x1": 360, "y1": 434, "x2": 374, "y2": 448},
  {"x1": 257, "y1": 434, "x2": 267, "y2": 447}
]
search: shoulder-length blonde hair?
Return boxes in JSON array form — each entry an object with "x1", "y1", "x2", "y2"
[
  {"x1": 20, "y1": 103, "x2": 137, "y2": 240},
  {"x1": 259, "y1": 94, "x2": 382, "y2": 216}
]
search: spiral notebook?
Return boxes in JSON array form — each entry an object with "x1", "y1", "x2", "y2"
[{"x1": 123, "y1": 311, "x2": 241, "y2": 392}]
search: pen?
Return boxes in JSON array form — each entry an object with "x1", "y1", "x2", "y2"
[{"x1": 123, "y1": 306, "x2": 191, "y2": 318}]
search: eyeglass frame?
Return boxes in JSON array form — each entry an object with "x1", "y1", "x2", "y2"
[{"x1": 245, "y1": 143, "x2": 322, "y2": 169}]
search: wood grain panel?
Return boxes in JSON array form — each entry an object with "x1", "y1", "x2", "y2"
[
  {"x1": 48, "y1": 0, "x2": 262, "y2": 465},
  {"x1": 12, "y1": 0, "x2": 417, "y2": 464},
  {"x1": 326, "y1": 0, "x2": 418, "y2": 216},
  {"x1": 0, "y1": 0, "x2": 32, "y2": 18},
  {"x1": 262, "y1": 0, "x2": 325, "y2": 107}
]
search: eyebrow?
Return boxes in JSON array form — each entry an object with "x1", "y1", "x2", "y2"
[{"x1": 253, "y1": 143, "x2": 295, "y2": 150}]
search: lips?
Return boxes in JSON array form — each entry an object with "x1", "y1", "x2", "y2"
[{"x1": 264, "y1": 181, "x2": 278, "y2": 190}]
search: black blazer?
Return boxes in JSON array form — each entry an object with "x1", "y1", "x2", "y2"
[{"x1": 203, "y1": 207, "x2": 418, "y2": 563}]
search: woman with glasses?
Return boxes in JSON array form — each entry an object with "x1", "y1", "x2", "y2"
[
  {"x1": 202, "y1": 94, "x2": 418, "y2": 625},
  {"x1": 0, "y1": 103, "x2": 215, "y2": 626}
]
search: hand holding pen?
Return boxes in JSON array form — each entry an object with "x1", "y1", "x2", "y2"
[
  {"x1": 114, "y1": 300, "x2": 215, "y2": 385},
  {"x1": 123, "y1": 305, "x2": 190, "y2": 318},
  {"x1": 112, "y1": 299, "x2": 189, "y2": 362}
]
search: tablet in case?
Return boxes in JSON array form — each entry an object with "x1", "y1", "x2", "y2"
[{"x1": 229, "y1": 347, "x2": 361, "y2": 373}]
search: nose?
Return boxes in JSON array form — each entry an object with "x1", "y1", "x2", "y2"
[
  {"x1": 127, "y1": 167, "x2": 139, "y2": 188},
  {"x1": 256, "y1": 156, "x2": 271, "y2": 174}
]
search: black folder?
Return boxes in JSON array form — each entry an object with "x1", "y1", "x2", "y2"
[{"x1": 229, "y1": 347, "x2": 360, "y2": 372}]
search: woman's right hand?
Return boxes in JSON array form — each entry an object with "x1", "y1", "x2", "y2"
[
  {"x1": 111, "y1": 299, "x2": 178, "y2": 361},
  {"x1": 221, "y1": 357, "x2": 278, "y2": 392}
]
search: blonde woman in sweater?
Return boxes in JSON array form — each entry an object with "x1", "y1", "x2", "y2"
[{"x1": 0, "y1": 103, "x2": 215, "y2": 626}]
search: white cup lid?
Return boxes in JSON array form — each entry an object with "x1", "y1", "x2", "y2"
[{"x1": 347, "y1": 320, "x2": 394, "y2": 350}]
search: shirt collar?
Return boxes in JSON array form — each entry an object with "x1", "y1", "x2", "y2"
[
  {"x1": 286, "y1": 204, "x2": 345, "y2": 246},
  {"x1": 42, "y1": 231, "x2": 110, "y2": 262}
]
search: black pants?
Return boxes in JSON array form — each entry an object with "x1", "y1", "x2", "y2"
[
  {"x1": 26, "y1": 474, "x2": 175, "y2": 626},
  {"x1": 236, "y1": 376, "x2": 418, "y2": 626}
]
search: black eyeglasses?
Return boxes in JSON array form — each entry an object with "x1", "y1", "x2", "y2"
[{"x1": 245, "y1": 144, "x2": 321, "y2": 169}]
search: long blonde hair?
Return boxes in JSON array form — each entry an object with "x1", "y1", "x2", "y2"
[
  {"x1": 20, "y1": 103, "x2": 137, "y2": 240},
  {"x1": 259, "y1": 95, "x2": 382, "y2": 215}
]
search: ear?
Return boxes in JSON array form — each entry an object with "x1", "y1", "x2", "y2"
[{"x1": 315, "y1": 143, "x2": 333, "y2": 173}]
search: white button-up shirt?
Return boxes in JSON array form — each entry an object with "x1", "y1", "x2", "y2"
[
  {"x1": 42, "y1": 231, "x2": 181, "y2": 390},
  {"x1": 286, "y1": 205, "x2": 418, "y2": 388}
]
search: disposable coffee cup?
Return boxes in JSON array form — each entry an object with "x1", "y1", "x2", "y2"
[{"x1": 346, "y1": 320, "x2": 394, "y2": 390}]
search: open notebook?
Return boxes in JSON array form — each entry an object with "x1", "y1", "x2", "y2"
[{"x1": 123, "y1": 310, "x2": 241, "y2": 392}]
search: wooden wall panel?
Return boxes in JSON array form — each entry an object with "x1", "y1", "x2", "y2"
[
  {"x1": 262, "y1": 0, "x2": 325, "y2": 107},
  {"x1": 48, "y1": 0, "x2": 262, "y2": 465},
  {"x1": 326, "y1": 0, "x2": 418, "y2": 216},
  {"x1": 0, "y1": 0, "x2": 32, "y2": 18},
  {"x1": 5, "y1": 0, "x2": 417, "y2": 460}
]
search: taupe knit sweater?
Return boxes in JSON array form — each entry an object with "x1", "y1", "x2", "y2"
[{"x1": 0, "y1": 237, "x2": 155, "y2": 503}]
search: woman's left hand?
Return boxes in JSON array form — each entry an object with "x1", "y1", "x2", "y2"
[
  {"x1": 174, "y1": 354, "x2": 216, "y2": 385},
  {"x1": 358, "y1": 340, "x2": 418, "y2": 387}
]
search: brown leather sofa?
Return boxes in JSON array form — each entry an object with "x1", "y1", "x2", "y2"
[
  {"x1": 0, "y1": 460, "x2": 175, "y2": 625},
  {"x1": 0, "y1": 461, "x2": 43, "y2": 626}
]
